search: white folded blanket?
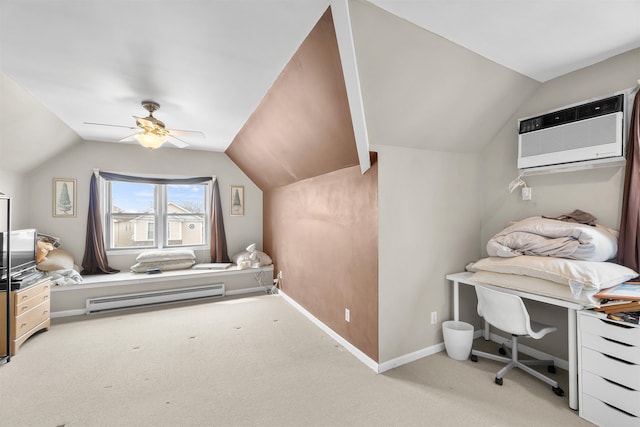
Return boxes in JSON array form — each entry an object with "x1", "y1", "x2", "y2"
[
  {"x1": 487, "y1": 216, "x2": 618, "y2": 262},
  {"x1": 46, "y1": 269, "x2": 84, "y2": 286}
]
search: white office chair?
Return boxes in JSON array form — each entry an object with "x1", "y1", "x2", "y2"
[{"x1": 470, "y1": 285, "x2": 564, "y2": 397}]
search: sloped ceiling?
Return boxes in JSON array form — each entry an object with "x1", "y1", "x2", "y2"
[
  {"x1": 226, "y1": 8, "x2": 359, "y2": 191},
  {"x1": 1, "y1": 0, "x2": 639, "y2": 175},
  {"x1": 1, "y1": 74, "x2": 82, "y2": 173},
  {"x1": 350, "y1": 0, "x2": 539, "y2": 152}
]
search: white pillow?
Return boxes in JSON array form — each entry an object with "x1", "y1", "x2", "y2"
[
  {"x1": 231, "y1": 250, "x2": 272, "y2": 267},
  {"x1": 130, "y1": 259, "x2": 196, "y2": 273},
  {"x1": 136, "y1": 249, "x2": 196, "y2": 263},
  {"x1": 467, "y1": 256, "x2": 638, "y2": 290}
]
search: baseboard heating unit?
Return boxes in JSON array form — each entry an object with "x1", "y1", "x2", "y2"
[{"x1": 85, "y1": 284, "x2": 225, "y2": 314}]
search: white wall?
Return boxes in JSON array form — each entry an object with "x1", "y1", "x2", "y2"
[
  {"x1": 377, "y1": 145, "x2": 481, "y2": 362},
  {"x1": 26, "y1": 141, "x2": 263, "y2": 271},
  {"x1": 480, "y1": 47, "x2": 640, "y2": 358},
  {"x1": 482, "y1": 47, "x2": 640, "y2": 251},
  {"x1": 0, "y1": 170, "x2": 30, "y2": 231}
]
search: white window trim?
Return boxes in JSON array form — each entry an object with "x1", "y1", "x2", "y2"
[{"x1": 102, "y1": 175, "x2": 211, "y2": 254}]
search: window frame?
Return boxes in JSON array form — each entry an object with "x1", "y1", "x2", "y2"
[{"x1": 102, "y1": 175, "x2": 210, "y2": 253}]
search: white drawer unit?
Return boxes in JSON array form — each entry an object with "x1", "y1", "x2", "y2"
[{"x1": 578, "y1": 310, "x2": 640, "y2": 426}]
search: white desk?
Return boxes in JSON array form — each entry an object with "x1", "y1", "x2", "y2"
[{"x1": 446, "y1": 271, "x2": 586, "y2": 411}]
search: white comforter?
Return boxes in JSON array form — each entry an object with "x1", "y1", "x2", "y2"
[{"x1": 487, "y1": 216, "x2": 618, "y2": 262}]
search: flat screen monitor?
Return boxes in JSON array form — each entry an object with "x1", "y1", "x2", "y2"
[{"x1": 0, "y1": 228, "x2": 37, "y2": 280}]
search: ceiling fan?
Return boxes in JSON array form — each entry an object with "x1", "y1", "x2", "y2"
[{"x1": 84, "y1": 100, "x2": 205, "y2": 149}]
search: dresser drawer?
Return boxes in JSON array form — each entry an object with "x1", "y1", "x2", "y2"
[
  {"x1": 582, "y1": 393, "x2": 640, "y2": 427},
  {"x1": 582, "y1": 330, "x2": 640, "y2": 364},
  {"x1": 14, "y1": 290, "x2": 50, "y2": 317},
  {"x1": 13, "y1": 280, "x2": 51, "y2": 309},
  {"x1": 582, "y1": 370, "x2": 640, "y2": 417},
  {"x1": 582, "y1": 346, "x2": 640, "y2": 390},
  {"x1": 13, "y1": 300, "x2": 50, "y2": 340},
  {"x1": 580, "y1": 312, "x2": 640, "y2": 346}
]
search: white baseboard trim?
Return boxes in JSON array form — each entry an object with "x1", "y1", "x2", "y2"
[
  {"x1": 51, "y1": 309, "x2": 86, "y2": 319},
  {"x1": 278, "y1": 290, "x2": 380, "y2": 373}
]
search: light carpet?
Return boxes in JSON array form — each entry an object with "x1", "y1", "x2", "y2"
[{"x1": 0, "y1": 293, "x2": 593, "y2": 426}]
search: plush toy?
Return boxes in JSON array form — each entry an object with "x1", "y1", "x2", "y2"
[{"x1": 36, "y1": 240, "x2": 55, "y2": 264}]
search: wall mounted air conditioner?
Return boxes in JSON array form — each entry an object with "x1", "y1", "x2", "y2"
[{"x1": 517, "y1": 94, "x2": 626, "y2": 172}]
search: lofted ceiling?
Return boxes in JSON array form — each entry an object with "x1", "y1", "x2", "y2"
[{"x1": 1, "y1": 0, "x2": 639, "y2": 169}]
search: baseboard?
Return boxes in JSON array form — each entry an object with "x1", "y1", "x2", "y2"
[
  {"x1": 278, "y1": 290, "x2": 380, "y2": 373},
  {"x1": 51, "y1": 309, "x2": 86, "y2": 319}
]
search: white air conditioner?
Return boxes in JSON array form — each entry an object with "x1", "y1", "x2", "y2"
[{"x1": 517, "y1": 94, "x2": 626, "y2": 172}]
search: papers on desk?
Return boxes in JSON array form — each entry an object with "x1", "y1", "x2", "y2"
[{"x1": 594, "y1": 281, "x2": 640, "y2": 323}]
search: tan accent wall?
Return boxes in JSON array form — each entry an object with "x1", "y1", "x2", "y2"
[
  {"x1": 226, "y1": 7, "x2": 379, "y2": 360},
  {"x1": 226, "y1": 8, "x2": 359, "y2": 191},
  {"x1": 264, "y1": 161, "x2": 379, "y2": 361}
]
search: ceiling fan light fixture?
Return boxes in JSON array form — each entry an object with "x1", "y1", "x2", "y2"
[{"x1": 134, "y1": 132, "x2": 166, "y2": 149}]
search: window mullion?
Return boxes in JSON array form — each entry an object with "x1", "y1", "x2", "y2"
[{"x1": 158, "y1": 184, "x2": 165, "y2": 249}]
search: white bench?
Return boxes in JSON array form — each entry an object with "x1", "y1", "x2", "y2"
[{"x1": 50, "y1": 265, "x2": 274, "y2": 318}]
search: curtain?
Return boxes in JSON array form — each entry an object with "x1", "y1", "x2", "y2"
[
  {"x1": 618, "y1": 88, "x2": 640, "y2": 272},
  {"x1": 81, "y1": 173, "x2": 119, "y2": 275},
  {"x1": 210, "y1": 178, "x2": 230, "y2": 263}
]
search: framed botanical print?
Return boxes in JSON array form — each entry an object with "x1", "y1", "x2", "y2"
[
  {"x1": 53, "y1": 178, "x2": 77, "y2": 217},
  {"x1": 230, "y1": 185, "x2": 244, "y2": 216}
]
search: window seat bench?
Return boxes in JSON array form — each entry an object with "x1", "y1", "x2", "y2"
[{"x1": 50, "y1": 265, "x2": 274, "y2": 318}]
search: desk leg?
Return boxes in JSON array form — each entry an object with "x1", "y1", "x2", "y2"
[
  {"x1": 453, "y1": 281, "x2": 459, "y2": 322},
  {"x1": 568, "y1": 308, "x2": 578, "y2": 411}
]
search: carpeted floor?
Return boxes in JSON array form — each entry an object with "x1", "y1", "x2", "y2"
[{"x1": 0, "y1": 293, "x2": 593, "y2": 426}]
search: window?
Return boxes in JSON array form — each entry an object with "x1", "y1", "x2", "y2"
[{"x1": 105, "y1": 178, "x2": 209, "y2": 250}]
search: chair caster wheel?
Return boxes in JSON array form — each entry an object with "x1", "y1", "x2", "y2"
[
  {"x1": 470, "y1": 355, "x2": 478, "y2": 362},
  {"x1": 552, "y1": 386, "x2": 564, "y2": 396},
  {"x1": 498, "y1": 347, "x2": 507, "y2": 355},
  {"x1": 495, "y1": 377, "x2": 503, "y2": 386},
  {"x1": 547, "y1": 365, "x2": 556, "y2": 374}
]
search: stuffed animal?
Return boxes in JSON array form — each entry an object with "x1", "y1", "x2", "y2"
[{"x1": 36, "y1": 240, "x2": 55, "y2": 264}]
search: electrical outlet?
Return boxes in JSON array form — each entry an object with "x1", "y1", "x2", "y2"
[
  {"x1": 431, "y1": 311, "x2": 437, "y2": 325},
  {"x1": 278, "y1": 271, "x2": 283, "y2": 279},
  {"x1": 522, "y1": 187, "x2": 532, "y2": 201},
  {"x1": 345, "y1": 308, "x2": 350, "y2": 322}
]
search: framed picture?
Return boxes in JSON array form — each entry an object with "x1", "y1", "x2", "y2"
[
  {"x1": 230, "y1": 185, "x2": 244, "y2": 216},
  {"x1": 53, "y1": 178, "x2": 77, "y2": 217}
]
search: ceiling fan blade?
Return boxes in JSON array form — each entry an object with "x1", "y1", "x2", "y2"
[
  {"x1": 119, "y1": 133, "x2": 138, "y2": 142},
  {"x1": 167, "y1": 134, "x2": 190, "y2": 148},
  {"x1": 168, "y1": 128, "x2": 205, "y2": 138},
  {"x1": 84, "y1": 121, "x2": 137, "y2": 130}
]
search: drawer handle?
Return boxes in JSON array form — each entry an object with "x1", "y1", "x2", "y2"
[
  {"x1": 20, "y1": 322, "x2": 27, "y2": 328},
  {"x1": 603, "y1": 377, "x2": 634, "y2": 391},
  {"x1": 44, "y1": 295, "x2": 49, "y2": 300},
  {"x1": 601, "y1": 319, "x2": 635, "y2": 329},
  {"x1": 603, "y1": 352, "x2": 636, "y2": 366},
  {"x1": 603, "y1": 402, "x2": 638, "y2": 418},
  {"x1": 602, "y1": 336, "x2": 633, "y2": 347},
  {"x1": 21, "y1": 305, "x2": 28, "y2": 311}
]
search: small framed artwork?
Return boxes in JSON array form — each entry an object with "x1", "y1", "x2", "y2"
[
  {"x1": 230, "y1": 185, "x2": 244, "y2": 216},
  {"x1": 53, "y1": 178, "x2": 77, "y2": 217}
]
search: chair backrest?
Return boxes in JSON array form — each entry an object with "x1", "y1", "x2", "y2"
[{"x1": 475, "y1": 286, "x2": 532, "y2": 336}]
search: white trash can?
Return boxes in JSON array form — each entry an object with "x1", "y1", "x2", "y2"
[{"x1": 442, "y1": 320, "x2": 474, "y2": 360}]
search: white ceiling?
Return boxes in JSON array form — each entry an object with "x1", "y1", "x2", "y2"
[{"x1": 1, "y1": 0, "x2": 639, "y2": 154}]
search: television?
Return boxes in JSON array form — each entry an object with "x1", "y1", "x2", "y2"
[{"x1": 0, "y1": 228, "x2": 38, "y2": 281}]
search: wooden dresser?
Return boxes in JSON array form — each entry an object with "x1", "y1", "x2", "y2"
[{"x1": 0, "y1": 278, "x2": 51, "y2": 356}]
